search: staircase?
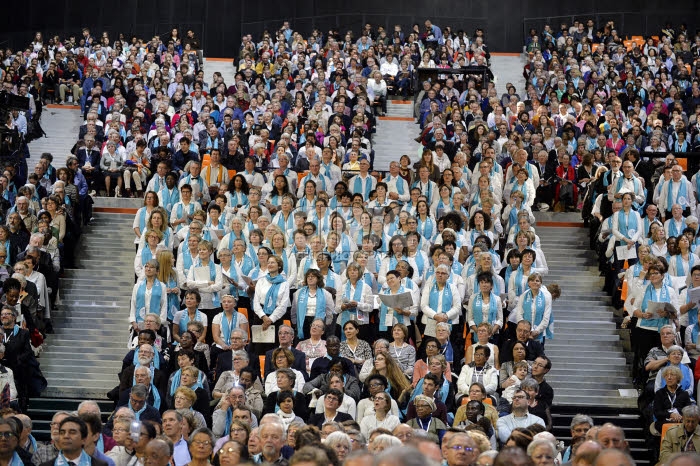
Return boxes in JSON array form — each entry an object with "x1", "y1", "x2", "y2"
[
  {"x1": 372, "y1": 99, "x2": 422, "y2": 171},
  {"x1": 27, "y1": 106, "x2": 82, "y2": 168},
  {"x1": 551, "y1": 406, "x2": 651, "y2": 465},
  {"x1": 40, "y1": 205, "x2": 136, "y2": 399},
  {"x1": 28, "y1": 398, "x2": 114, "y2": 441},
  {"x1": 537, "y1": 223, "x2": 637, "y2": 408}
]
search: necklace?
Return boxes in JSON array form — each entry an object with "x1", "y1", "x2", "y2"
[{"x1": 392, "y1": 342, "x2": 406, "y2": 359}]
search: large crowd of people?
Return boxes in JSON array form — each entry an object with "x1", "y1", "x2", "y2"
[{"x1": 0, "y1": 16, "x2": 698, "y2": 466}]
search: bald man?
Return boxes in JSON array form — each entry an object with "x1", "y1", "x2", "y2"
[
  {"x1": 592, "y1": 449, "x2": 635, "y2": 466},
  {"x1": 571, "y1": 440, "x2": 602, "y2": 466},
  {"x1": 144, "y1": 439, "x2": 172, "y2": 466}
]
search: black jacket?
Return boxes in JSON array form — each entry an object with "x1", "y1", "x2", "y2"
[{"x1": 41, "y1": 456, "x2": 108, "y2": 466}]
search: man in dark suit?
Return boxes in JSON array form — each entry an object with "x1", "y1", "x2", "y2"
[
  {"x1": 264, "y1": 325, "x2": 308, "y2": 381},
  {"x1": 309, "y1": 336, "x2": 357, "y2": 380},
  {"x1": 500, "y1": 320, "x2": 544, "y2": 363},
  {"x1": 119, "y1": 344, "x2": 167, "y2": 397},
  {"x1": 39, "y1": 416, "x2": 109, "y2": 466}
]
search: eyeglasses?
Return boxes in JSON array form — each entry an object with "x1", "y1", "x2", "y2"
[
  {"x1": 230, "y1": 427, "x2": 246, "y2": 433},
  {"x1": 0, "y1": 432, "x2": 15, "y2": 439},
  {"x1": 533, "y1": 455, "x2": 554, "y2": 461},
  {"x1": 219, "y1": 447, "x2": 239, "y2": 455},
  {"x1": 192, "y1": 440, "x2": 212, "y2": 446},
  {"x1": 512, "y1": 395, "x2": 528, "y2": 400},
  {"x1": 113, "y1": 428, "x2": 128, "y2": 433},
  {"x1": 325, "y1": 396, "x2": 339, "y2": 402},
  {"x1": 449, "y1": 446, "x2": 474, "y2": 452},
  {"x1": 174, "y1": 396, "x2": 188, "y2": 401}
]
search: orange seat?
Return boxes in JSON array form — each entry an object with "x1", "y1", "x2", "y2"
[
  {"x1": 298, "y1": 171, "x2": 308, "y2": 185},
  {"x1": 483, "y1": 398, "x2": 493, "y2": 405},
  {"x1": 238, "y1": 307, "x2": 250, "y2": 340},
  {"x1": 228, "y1": 169, "x2": 236, "y2": 180},
  {"x1": 660, "y1": 423, "x2": 681, "y2": 446},
  {"x1": 259, "y1": 355, "x2": 266, "y2": 378},
  {"x1": 623, "y1": 40, "x2": 634, "y2": 51},
  {"x1": 202, "y1": 159, "x2": 211, "y2": 168},
  {"x1": 283, "y1": 319, "x2": 292, "y2": 327},
  {"x1": 202, "y1": 154, "x2": 211, "y2": 165},
  {"x1": 678, "y1": 158, "x2": 688, "y2": 171}
]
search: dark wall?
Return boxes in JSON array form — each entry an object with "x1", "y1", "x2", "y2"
[{"x1": 0, "y1": 0, "x2": 696, "y2": 57}]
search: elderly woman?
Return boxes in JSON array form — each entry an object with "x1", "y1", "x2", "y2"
[
  {"x1": 420, "y1": 264, "x2": 461, "y2": 337},
  {"x1": 359, "y1": 390, "x2": 400, "y2": 439},
  {"x1": 406, "y1": 394, "x2": 448, "y2": 443},
  {"x1": 653, "y1": 365, "x2": 692, "y2": 434},
  {"x1": 654, "y1": 345, "x2": 694, "y2": 396},
  {"x1": 290, "y1": 269, "x2": 335, "y2": 341},
  {"x1": 129, "y1": 259, "x2": 168, "y2": 332},
  {"x1": 324, "y1": 431, "x2": 353, "y2": 463},
  {"x1": 527, "y1": 438, "x2": 557, "y2": 466},
  {"x1": 295, "y1": 318, "x2": 328, "y2": 374},
  {"x1": 264, "y1": 348, "x2": 306, "y2": 395},
  {"x1": 465, "y1": 322, "x2": 500, "y2": 369},
  {"x1": 252, "y1": 255, "x2": 290, "y2": 353},
  {"x1": 212, "y1": 349, "x2": 252, "y2": 398},
  {"x1": 457, "y1": 345, "x2": 499, "y2": 402},
  {"x1": 173, "y1": 386, "x2": 207, "y2": 430},
  {"x1": 213, "y1": 438, "x2": 246, "y2": 466},
  {"x1": 414, "y1": 337, "x2": 452, "y2": 386},
  {"x1": 173, "y1": 291, "x2": 207, "y2": 344},
  {"x1": 512, "y1": 272, "x2": 553, "y2": 344},
  {"x1": 100, "y1": 140, "x2": 124, "y2": 197},
  {"x1": 171, "y1": 365, "x2": 210, "y2": 414},
  {"x1": 368, "y1": 433, "x2": 402, "y2": 453},
  {"x1": 187, "y1": 427, "x2": 215, "y2": 466},
  {"x1": 211, "y1": 294, "x2": 249, "y2": 356}
]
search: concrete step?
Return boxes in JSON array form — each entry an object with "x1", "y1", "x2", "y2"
[{"x1": 554, "y1": 396, "x2": 637, "y2": 408}]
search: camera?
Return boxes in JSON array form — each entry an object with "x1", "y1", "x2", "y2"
[{"x1": 130, "y1": 421, "x2": 142, "y2": 442}]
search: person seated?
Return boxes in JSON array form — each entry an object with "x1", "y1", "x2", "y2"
[
  {"x1": 171, "y1": 386, "x2": 206, "y2": 429},
  {"x1": 122, "y1": 330, "x2": 167, "y2": 371},
  {"x1": 212, "y1": 385, "x2": 260, "y2": 438},
  {"x1": 500, "y1": 320, "x2": 545, "y2": 363},
  {"x1": 118, "y1": 344, "x2": 167, "y2": 398},
  {"x1": 117, "y1": 366, "x2": 165, "y2": 413},
  {"x1": 310, "y1": 336, "x2": 357, "y2": 380},
  {"x1": 356, "y1": 374, "x2": 401, "y2": 423},
  {"x1": 312, "y1": 372, "x2": 358, "y2": 419},
  {"x1": 404, "y1": 373, "x2": 449, "y2": 424},
  {"x1": 496, "y1": 389, "x2": 545, "y2": 444},
  {"x1": 359, "y1": 391, "x2": 401, "y2": 439},
  {"x1": 653, "y1": 366, "x2": 693, "y2": 434},
  {"x1": 307, "y1": 388, "x2": 354, "y2": 428},
  {"x1": 457, "y1": 345, "x2": 499, "y2": 404},
  {"x1": 303, "y1": 357, "x2": 361, "y2": 402},
  {"x1": 654, "y1": 345, "x2": 694, "y2": 397},
  {"x1": 272, "y1": 390, "x2": 306, "y2": 432},
  {"x1": 166, "y1": 349, "x2": 211, "y2": 403},
  {"x1": 263, "y1": 325, "x2": 308, "y2": 381},
  {"x1": 264, "y1": 348, "x2": 306, "y2": 396},
  {"x1": 262, "y1": 368, "x2": 307, "y2": 420},
  {"x1": 406, "y1": 395, "x2": 448, "y2": 443},
  {"x1": 120, "y1": 384, "x2": 162, "y2": 423}
]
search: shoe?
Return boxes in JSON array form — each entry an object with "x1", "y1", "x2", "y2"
[
  {"x1": 89, "y1": 190, "x2": 96, "y2": 197},
  {"x1": 115, "y1": 186, "x2": 121, "y2": 197}
]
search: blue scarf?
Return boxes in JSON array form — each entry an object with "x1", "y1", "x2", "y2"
[
  {"x1": 669, "y1": 218, "x2": 687, "y2": 238},
  {"x1": 412, "y1": 252, "x2": 427, "y2": 277},
  {"x1": 340, "y1": 280, "x2": 366, "y2": 331},
  {"x1": 179, "y1": 310, "x2": 203, "y2": 336},
  {"x1": 169, "y1": 368, "x2": 205, "y2": 396},
  {"x1": 429, "y1": 282, "x2": 454, "y2": 323},
  {"x1": 137, "y1": 207, "x2": 150, "y2": 234},
  {"x1": 274, "y1": 250, "x2": 291, "y2": 278},
  {"x1": 296, "y1": 287, "x2": 327, "y2": 339},
  {"x1": 413, "y1": 180, "x2": 434, "y2": 204},
  {"x1": 141, "y1": 246, "x2": 156, "y2": 265},
  {"x1": 379, "y1": 285, "x2": 410, "y2": 331},
  {"x1": 386, "y1": 174, "x2": 406, "y2": 195},
  {"x1": 134, "y1": 279, "x2": 163, "y2": 323},
  {"x1": 472, "y1": 291, "x2": 499, "y2": 326},
  {"x1": 54, "y1": 450, "x2": 92, "y2": 466},
  {"x1": 263, "y1": 274, "x2": 286, "y2": 315},
  {"x1": 675, "y1": 253, "x2": 696, "y2": 277},
  {"x1": 226, "y1": 231, "x2": 246, "y2": 250},
  {"x1": 160, "y1": 187, "x2": 180, "y2": 212},
  {"x1": 640, "y1": 283, "x2": 673, "y2": 331},
  {"x1": 353, "y1": 174, "x2": 373, "y2": 199},
  {"x1": 274, "y1": 211, "x2": 295, "y2": 232},
  {"x1": 513, "y1": 266, "x2": 530, "y2": 296},
  {"x1": 194, "y1": 259, "x2": 220, "y2": 307},
  {"x1": 616, "y1": 176, "x2": 641, "y2": 203},
  {"x1": 667, "y1": 180, "x2": 689, "y2": 211},
  {"x1": 166, "y1": 275, "x2": 179, "y2": 320},
  {"x1": 617, "y1": 209, "x2": 639, "y2": 240},
  {"x1": 522, "y1": 289, "x2": 552, "y2": 341},
  {"x1": 229, "y1": 190, "x2": 248, "y2": 207},
  {"x1": 220, "y1": 311, "x2": 239, "y2": 345}
]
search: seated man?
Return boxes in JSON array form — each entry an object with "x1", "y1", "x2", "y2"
[
  {"x1": 307, "y1": 388, "x2": 353, "y2": 428},
  {"x1": 495, "y1": 389, "x2": 545, "y2": 444},
  {"x1": 659, "y1": 405, "x2": 700, "y2": 464},
  {"x1": 501, "y1": 320, "x2": 545, "y2": 363},
  {"x1": 263, "y1": 325, "x2": 308, "y2": 381},
  {"x1": 309, "y1": 336, "x2": 357, "y2": 380}
]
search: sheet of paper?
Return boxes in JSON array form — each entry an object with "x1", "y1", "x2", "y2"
[
  {"x1": 239, "y1": 274, "x2": 257, "y2": 287},
  {"x1": 251, "y1": 325, "x2": 276, "y2": 343},
  {"x1": 648, "y1": 301, "x2": 677, "y2": 319},
  {"x1": 688, "y1": 286, "x2": 700, "y2": 305},
  {"x1": 615, "y1": 245, "x2": 637, "y2": 260},
  {"x1": 193, "y1": 266, "x2": 210, "y2": 282},
  {"x1": 424, "y1": 319, "x2": 437, "y2": 337},
  {"x1": 378, "y1": 291, "x2": 414, "y2": 309},
  {"x1": 366, "y1": 255, "x2": 377, "y2": 273}
]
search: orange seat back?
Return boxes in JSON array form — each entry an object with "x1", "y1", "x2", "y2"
[
  {"x1": 483, "y1": 398, "x2": 493, "y2": 405},
  {"x1": 678, "y1": 158, "x2": 688, "y2": 171},
  {"x1": 661, "y1": 423, "x2": 681, "y2": 446},
  {"x1": 259, "y1": 355, "x2": 266, "y2": 378},
  {"x1": 228, "y1": 169, "x2": 237, "y2": 180},
  {"x1": 238, "y1": 307, "x2": 250, "y2": 339}
]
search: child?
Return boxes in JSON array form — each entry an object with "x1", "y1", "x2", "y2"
[{"x1": 498, "y1": 360, "x2": 530, "y2": 415}]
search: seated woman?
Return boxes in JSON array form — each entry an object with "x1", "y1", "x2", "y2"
[
  {"x1": 410, "y1": 354, "x2": 456, "y2": 415},
  {"x1": 367, "y1": 352, "x2": 413, "y2": 402},
  {"x1": 172, "y1": 386, "x2": 207, "y2": 430},
  {"x1": 168, "y1": 366, "x2": 210, "y2": 415},
  {"x1": 313, "y1": 372, "x2": 358, "y2": 419},
  {"x1": 388, "y1": 323, "x2": 416, "y2": 379},
  {"x1": 359, "y1": 339, "x2": 390, "y2": 383},
  {"x1": 500, "y1": 341, "x2": 531, "y2": 393},
  {"x1": 356, "y1": 374, "x2": 401, "y2": 423},
  {"x1": 168, "y1": 332, "x2": 209, "y2": 375},
  {"x1": 413, "y1": 337, "x2": 453, "y2": 386},
  {"x1": 295, "y1": 318, "x2": 328, "y2": 374},
  {"x1": 273, "y1": 390, "x2": 305, "y2": 432},
  {"x1": 457, "y1": 345, "x2": 499, "y2": 404},
  {"x1": 303, "y1": 357, "x2": 361, "y2": 402},
  {"x1": 212, "y1": 349, "x2": 253, "y2": 400},
  {"x1": 465, "y1": 323, "x2": 500, "y2": 369},
  {"x1": 360, "y1": 391, "x2": 401, "y2": 439},
  {"x1": 406, "y1": 394, "x2": 447, "y2": 443},
  {"x1": 340, "y1": 319, "x2": 373, "y2": 374},
  {"x1": 522, "y1": 377, "x2": 552, "y2": 431},
  {"x1": 262, "y1": 368, "x2": 308, "y2": 420},
  {"x1": 264, "y1": 348, "x2": 306, "y2": 396},
  {"x1": 654, "y1": 345, "x2": 694, "y2": 396},
  {"x1": 653, "y1": 365, "x2": 692, "y2": 434}
]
